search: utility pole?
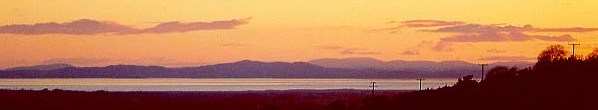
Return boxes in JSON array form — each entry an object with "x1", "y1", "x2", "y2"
[
  {"x1": 369, "y1": 81, "x2": 378, "y2": 95},
  {"x1": 479, "y1": 64, "x2": 488, "y2": 81},
  {"x1": 416, "y1": 78, "x2": 425, "y2": 91},
  {"x1": 569, "y1": 43, "x2": 580, "y2": 58}
]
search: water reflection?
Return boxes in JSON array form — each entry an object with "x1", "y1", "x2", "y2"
[{"x1": 0, "y1": 78, "x2": 456, "y2": 91}]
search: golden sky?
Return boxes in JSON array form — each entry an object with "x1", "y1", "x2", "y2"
[{"x1": 1, "y1": 0, "x2": 598, "y2": 68}]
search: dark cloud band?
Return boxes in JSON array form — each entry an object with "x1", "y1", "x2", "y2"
[
  {"x1": 0, "y1": 18, "x2": 251, "y2": 35},
  {"x1": 387, "y1": 19, "x2": 598, "y2": 51}
]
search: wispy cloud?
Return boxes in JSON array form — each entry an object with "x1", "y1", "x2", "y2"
[
  {"x1": 315, "y1": 45, "x2": 345, "y2": 50},
  {"x1": 429, "y1": 24, "x2": 577, "y2": 42},
  {"x1": 42, "y1": 58, "x2": 112, "y2": 65},
  {"x1": 400, "y1": 50, "x2": 420, "y2": 55},
  {"x1": 384, "y1": 19, "x2": 598, "y2": 51},
  {"x1": 220, "y1": 42, "x2": 249, "y2": 47},
  {"x1": 487, "y1": 49, "x2": 507, "y2": 53},
  {"x1": 0, "y1": 18, "x2": 251, "y2": 35},
  {"x1": 316, "y1": 45, "x2": 381, "y2": 55},
  {"x1": 128, "y1": 17, "x2": 251, "y2": 34},
  {"x1": 340, "y1": 48, "x2": 381, "y2": 55},
  {"x1": 531, "y1": 27, "x2": 598, "y2": 32},
  {"x1": 375, "y1": 20, "x2": 464, "y2": 33},
  {"x1": 400, "y1": 41, "x2": 433, "y2": 55},
  {"x1": 0, "y1": 19, "x2": 136, "y2": 35},
  {"x1": 400, "y1": 20, "x2": 465, "y2": 28}
]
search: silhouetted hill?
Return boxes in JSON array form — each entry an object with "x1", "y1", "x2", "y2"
[
  {"x1": 1, "y1": 59, "x2": 531, "y2": 78},
  {"x1": 0, "y1": 60, "x2": 408, "y2": 78}
]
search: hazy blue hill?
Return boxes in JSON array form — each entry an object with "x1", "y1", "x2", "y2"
[
  {"x1": 308, "y1": 57, "x2": 388, "y2": 70},
  {"x1": 0, "y1": 64, "x2": 175, "y2": 78},
  {"x1": 181, "y1": 60, "x2": 410, "y2": 78},
  {"x1": 309, "y1": 58, "x2": 476, "y2": 71},
  {"x1": 5, "y1": 63, "x2": 75, "y2": 71},
  {"x1": 309, "y1": 57, "x2": 535, "y2": 77},
  {"x1": 186, "y1": 60, "x2": 357, "y2": 78},
  {"x1": 0, "y1": 59, "x2": 532, "y2": 78},
  {"x1": 0, "y1": 60, "x2": 406, "y2": 78}
]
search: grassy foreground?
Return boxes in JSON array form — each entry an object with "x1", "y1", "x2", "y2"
[{"x1": 0, "y1": 89, "x2": 408, "y2": 110}]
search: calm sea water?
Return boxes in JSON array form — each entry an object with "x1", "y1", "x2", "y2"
[{"x1": 0, "y1": 78, "x2": 456, "y2": 91}]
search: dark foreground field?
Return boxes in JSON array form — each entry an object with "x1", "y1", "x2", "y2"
[{"x1": 0, "y1": 89, "x2": 408, "y2": 110}]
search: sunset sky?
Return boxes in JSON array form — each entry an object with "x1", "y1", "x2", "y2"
[{"x1": 1, "y1": 0, "x2": 598, "y2": 68}]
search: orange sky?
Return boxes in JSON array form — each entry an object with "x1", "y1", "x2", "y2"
[{"x1": 1, "y1": 0, "x2": 598, "y2": 68}]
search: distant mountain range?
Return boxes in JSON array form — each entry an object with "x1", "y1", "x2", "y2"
[
  {"x1": 309, "y1": 57, "x2": 533, "y2": 78},
  {"x1": 5, "y1": 63, "x2": 75, "y2": 71},
  {"x1": 0, "y1": 57, "x2": 534, "y2": 78},
  {"x1": 309, "y1": 57, "x2": 533, "y2": 72}
]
